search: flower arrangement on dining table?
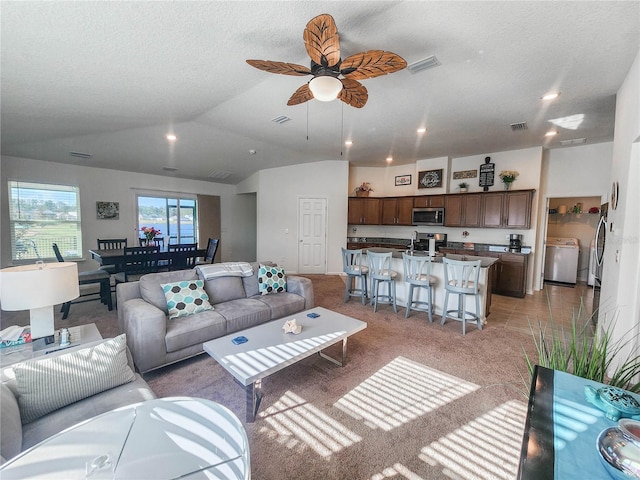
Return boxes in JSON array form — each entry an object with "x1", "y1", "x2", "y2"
[
  {"x1": 498, "y1": 170, "x2": 519, "y2": 189},
  {"x1": 140, "y1": 226, "x2": 161, "y2": 243}
]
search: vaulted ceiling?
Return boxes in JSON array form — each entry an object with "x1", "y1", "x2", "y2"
[{"x1": 2, "y1": 1, "x2": 638, "y2": 184}]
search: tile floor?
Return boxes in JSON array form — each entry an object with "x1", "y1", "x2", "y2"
[{"x1": 490, "y1": 281, "x2": 596, "y2": 335}]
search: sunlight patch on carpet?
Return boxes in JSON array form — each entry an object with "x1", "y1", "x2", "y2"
[
  {"x1": 258, "y1": 390, "x2": 362, "y2": 458},
  {"x1": 418, "y1": 400, "x2": 527, "y2": 480},
  {"x1": 333, "y1": 356, "x2": 480, "y2": 431},
  {"x1": 367, "y1": 462, "x2": 425, "y2": 480}
]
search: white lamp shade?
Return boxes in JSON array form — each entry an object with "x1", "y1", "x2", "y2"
[
  {"x1": 309, "y1": 76, "x2": 343, "y2": 102},
  {"x1": 0, "y1": 262, "x2": 79, "y2": 311}
]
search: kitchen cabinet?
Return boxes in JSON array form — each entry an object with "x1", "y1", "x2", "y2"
[
  {"x1": 444, "y1": 194, "x2": 481, "y2": 227},
  {"x1": 413, "y1": 195, "x2": 444, "y2": 208},
  {"x1": 381, "y1": 197, "x2": 414, "y2": 225},
  {"x1": 348, "y1": 198, "x2": 381, "y2": 225},
  {"x1": 482, "y1": 190, "x2": 534, "y2": 228},
  {"x1": 481, "y1": 193, "x2": 504, "y2": 228}
]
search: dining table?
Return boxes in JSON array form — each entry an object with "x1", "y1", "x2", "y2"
[{"x1": 89, "y1": 247, "x2": 206, "y2": 272}]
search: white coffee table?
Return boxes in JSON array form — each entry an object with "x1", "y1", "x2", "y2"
[
  {"x1": 203, "y1": 307, "x2": 367, "y2": 422},
  {"x1": 0, "y1": 323, "x2": 102, "y2": 367},
  {"x1": 0, "y1": 397, "x2": 250, "y2": 479}
]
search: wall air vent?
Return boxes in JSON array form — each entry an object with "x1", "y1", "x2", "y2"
[
  {"x1": 510, "y1": 122, "x2": 528, "y2": 131},
  {"x1": 208, "y1": 170, "x2": 233, "y2": 180},
  {"x1": 162, "y1": 166, "x2": 178, "y2": 171},
  {"x1": 69, "y1": 151, "x2": 92, "y2": 159},
  {"x1": 271, "y1": 115, "x2": 292, "y2": 124},
  {"x1": 407, "y1": 55, "x2": 441, "y2": 74},
  {"x1": 560, "y1": 138, "x2": 587, "y2": 146}
]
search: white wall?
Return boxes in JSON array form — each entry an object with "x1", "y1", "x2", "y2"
[
  {"x1": 251, "y1": 160, "x2": 349, "y2": 275},
  {"x1": 600, "y1": 48, "x2": 640, "y2": 371},
  {"x1": 0, "y1": 156, "x2": 256, "y2": 271}
]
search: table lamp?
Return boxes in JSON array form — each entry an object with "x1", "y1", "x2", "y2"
[{"x1": 0, "y1": 262, "x2": 79, "y2": 350}]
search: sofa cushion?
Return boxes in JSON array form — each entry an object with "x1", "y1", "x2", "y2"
[
  {"x1": 0, "y1": 382, "x2": 22, "y2": 462},
  {"x1": 165, "y1": 309, "x2": 227, "y2": 353},
  {"x1": 214, "y1": 299, "x2": 272, "y2": 332},
  {"x1": 258, "y1": 264, "x2": 287, "y2": 295},
  {"x1": 140, "y1": 269, "x2": 198, "y2": 314},
  {"x1": 242, "y1": 261, "x2": 273, "y2": 297},
  {"x1": 162, "y1": 280, "x2": 214, "y2": 319},
  {"x1": 14, "y1": 334, "x2": 136, "y2": 424},
  {"x1": 253, "y1": 292, "x2": 306, "y2": 320},
  {"x1": 204, "y1": 276, "x2": 247, "y2": 304}
]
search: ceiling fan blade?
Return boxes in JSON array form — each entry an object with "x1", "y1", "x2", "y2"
[
  {"x1": 287, "y1": 84, "x2": 314, "y2": 106},
  {"x1": 340, "y1": 50, "x2": 407, "y2": 80},
  {"x1": 303, "y1": 14, "x2": 341, "y2": 68},
  {"x1": 338, "y1": 78, "x2": 368, "y2": 108},
  {"x1": 246, "y1": 59, "x2": 311, "y2": 76}
]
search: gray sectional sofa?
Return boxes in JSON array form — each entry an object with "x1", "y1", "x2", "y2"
[{"x1": 117, "y1": 262, "x2": 314, "y2": 373}]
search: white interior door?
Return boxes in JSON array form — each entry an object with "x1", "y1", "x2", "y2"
[{"x1": 298, "y1": 198, "x2": 326, "y2": 274}]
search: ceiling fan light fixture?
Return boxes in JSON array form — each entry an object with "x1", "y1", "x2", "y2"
[{"x1": 309, "y1": 76, "x2": 342, "y2": 102}]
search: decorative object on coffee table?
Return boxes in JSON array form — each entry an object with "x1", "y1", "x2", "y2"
[
  {"x1": 585, "y1": 385, "x2": 640, "y2": 421},
  {"x1": 282, "y1": 318, "x2": 302, "y2": 334}
]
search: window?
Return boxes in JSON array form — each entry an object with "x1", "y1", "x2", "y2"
[
  {"x1": 8, "y1": 181, "x2": 82, "y2": 261},
  {"x1": 137, "y1": 194, "x2": 197, "y2": 245}
]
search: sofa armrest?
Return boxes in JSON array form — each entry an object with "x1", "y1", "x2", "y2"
[
  {"x1": 116, "y1": 281, "x2": 142, "y2": 333},
  {"x1": 119, "y1": 298, "x2": 167, "y2": 373},
  {"x1": 287, "y1": 275, "x2": 314, "y2": 310}
]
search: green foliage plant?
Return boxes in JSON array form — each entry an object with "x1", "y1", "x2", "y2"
[{"x1": 523, "y1": 295, "x2": 640, "y2": 393}]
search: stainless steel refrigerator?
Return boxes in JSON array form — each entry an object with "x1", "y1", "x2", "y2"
[{"x1": 592, "y1": 202, "x2": 608, "y2": 315}]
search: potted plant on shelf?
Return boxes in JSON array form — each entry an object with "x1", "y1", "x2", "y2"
[
  {"x1": 458, "y1": 182, "x2": 469, "y2": 193},
  {"x1": 499, "y1": 170, "x2": 519, "y2": 190},
  {"x1": 354, "y1": 182, "x2": 373, "y2": 197}
]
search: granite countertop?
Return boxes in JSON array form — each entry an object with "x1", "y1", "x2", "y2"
[
  {"x1": 364, "y1": 247, "x2": 499, "y2": 268},
  {"x1": 347, "y1": 237, "x2": 531, "y2": 255}
]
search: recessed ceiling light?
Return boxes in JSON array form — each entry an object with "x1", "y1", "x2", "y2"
[
  {"x1": 417, "y1": 128, "x2": 427, "y2": 134},
  {"x1": 386, "y1": 156, "x2": 393, "y2": 163},
  {"x1": 166, "y1": 134, "x2": 177, "y2": 141},
  {"x1": 542, "y1": 92, "x2": 560, "y2": 100},
  {"x1": 249, "y1": 149, "x2": 257, "y2": 155},
  {"x1": 345, "y1": 140, "x2": 353, "y2": 146},
  {"x1": 545, "y1": 130, "x2": 558, "y2": 137}
]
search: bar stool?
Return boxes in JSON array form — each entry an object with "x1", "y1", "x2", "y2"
[
  {"x1": 367, "y1": 251, "x2": 398, "y2": 313},
  {"x1": 402, "y1": 252, "x2": 437, "y2": 322},
  {"x1": 441, "y1": 257, "x2": 482, "y2": 335},
  {"x1": 341, "y1": 248, "x2": 369, "y2": 304}
]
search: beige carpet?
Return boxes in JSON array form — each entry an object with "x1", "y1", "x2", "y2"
[{"x1": 1, "y1": 275, "x2": 537, "y2": 480}]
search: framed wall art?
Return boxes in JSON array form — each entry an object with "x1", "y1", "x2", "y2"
[
  {"x1": 418, "y1": 169, "x2": 443, "y2": 189},
  {"x1": 395, "y1": 175, "x2": 412, "y2": 186},
  {"x1": 96, "y1": 201, "x2": 119, "y2": 220}
]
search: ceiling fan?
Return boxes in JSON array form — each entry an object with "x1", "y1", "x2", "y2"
[{"x1": 247, "y1": 14, "x2": 407, "y2": 108}]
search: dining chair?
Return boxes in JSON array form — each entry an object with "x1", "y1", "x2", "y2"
[
  {"x1": 366, "y1": 250, "x2": 398, "y2": 313},
  {"x1": 441, "y1": 257, "x2": 482, "y2": 335},
  {"x1": 341, "y1": 247, "x2": 368, "y2": 304},
  {"x1": 51, "y1": 243, "x2": 113, "y2": 319},
  {"x1": 402, "y1": 252, "x2": 437, "y2": 322},
  {"x1": 96, "y1": 238, "x2": 128, "y2": 276},
  {"x1": 167, "y1": 243, "x2": 198, "y2": 270},
  {"x1": 114, "y1": 246, "x2": 159, "y2": 284},
  {"x1": 196, "y1": 238, "x2": 219, "y2": 265}
]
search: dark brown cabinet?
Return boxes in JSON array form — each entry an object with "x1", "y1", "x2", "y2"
[
  {"x1": 444, "y1": 194, "x2": 481, "y2": 227},
  {"x1": 482, "y1": 190, "x2": 534, "y2": 228},
  {"x1": 494, "y1": 253, "x2": 528, "y2": 297},
  {"x1": 348, "y1": 198, "x2": 381, "y2": 225},
  {"x1": 481, "y1": 193, "x2": 504, "y2": 228},
  {"x1": 414, "y1": 195, "x2": 444, "y2": 208},
  {"x1": 381, "y1": 197, "x2": 414, "y2": 225}
]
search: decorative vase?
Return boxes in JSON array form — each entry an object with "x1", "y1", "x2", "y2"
[
  {"x1": 597, "y1": 418, "x2": 640, "y2": 479},
  {"x1": 356, "y1": 190, "x2": 369, "y2": 197},
  {"x1": 503, "y1": 182, "x2": 512, "y2": 190}
]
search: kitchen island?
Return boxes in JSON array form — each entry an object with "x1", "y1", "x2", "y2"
[{"x1": 364, "y1": 248, "x2": 499, "y2": 325}]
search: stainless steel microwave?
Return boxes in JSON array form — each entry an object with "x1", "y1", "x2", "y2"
[{"x1": 412, "y1": 207, "x2": 445, "y2": 226}]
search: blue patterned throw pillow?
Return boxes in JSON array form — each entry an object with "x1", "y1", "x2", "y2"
[
  {"x1": 162, "y1": 280, "x2": 214, "y2": 319},
  {"x1": 258, "y1": 264, "x2": 287, "y2": 295}
]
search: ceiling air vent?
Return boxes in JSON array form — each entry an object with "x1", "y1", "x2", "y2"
[
  {"x1": 69, "y1": 151, "x2": 92, "y2": 159},
  {"x1": 407, "y1": 55, "x2": 441, "y2": 74},
  {"x1": 510, "y1": 122, "x2": 528, "y2": 131},
  {"x1": 560, "y1": 138, "x2": 587, "y2": 146},
  {"x1": 271, "y1": 115, "x2": 292, "y2": 124},
  {"x1": 208, "y1": 170, "x2": 233, "y2": 180},
  {"x1": 162, "y1": 166, "x2": 178, "y2": 172}
]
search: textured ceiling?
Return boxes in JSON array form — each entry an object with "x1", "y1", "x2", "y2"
[{"x1": 1, "y1": 1, "x2": 638, "y2": 184}]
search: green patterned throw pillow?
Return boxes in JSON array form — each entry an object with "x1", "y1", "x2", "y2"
[
  {"x1": 258, "y1": 264, "x2": 287, "y2": 295},
  {"x1": 162, "y1": 280, "x2": 214, "y2": 319}
]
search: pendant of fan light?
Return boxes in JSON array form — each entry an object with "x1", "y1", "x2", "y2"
[{"x1": 247, "y1": 14, "x2": 406, "y2": 108}]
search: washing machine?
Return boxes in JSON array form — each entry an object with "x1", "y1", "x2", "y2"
[{"x1": 544, "y1": 237, "x2": 580, "y2": 284}]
